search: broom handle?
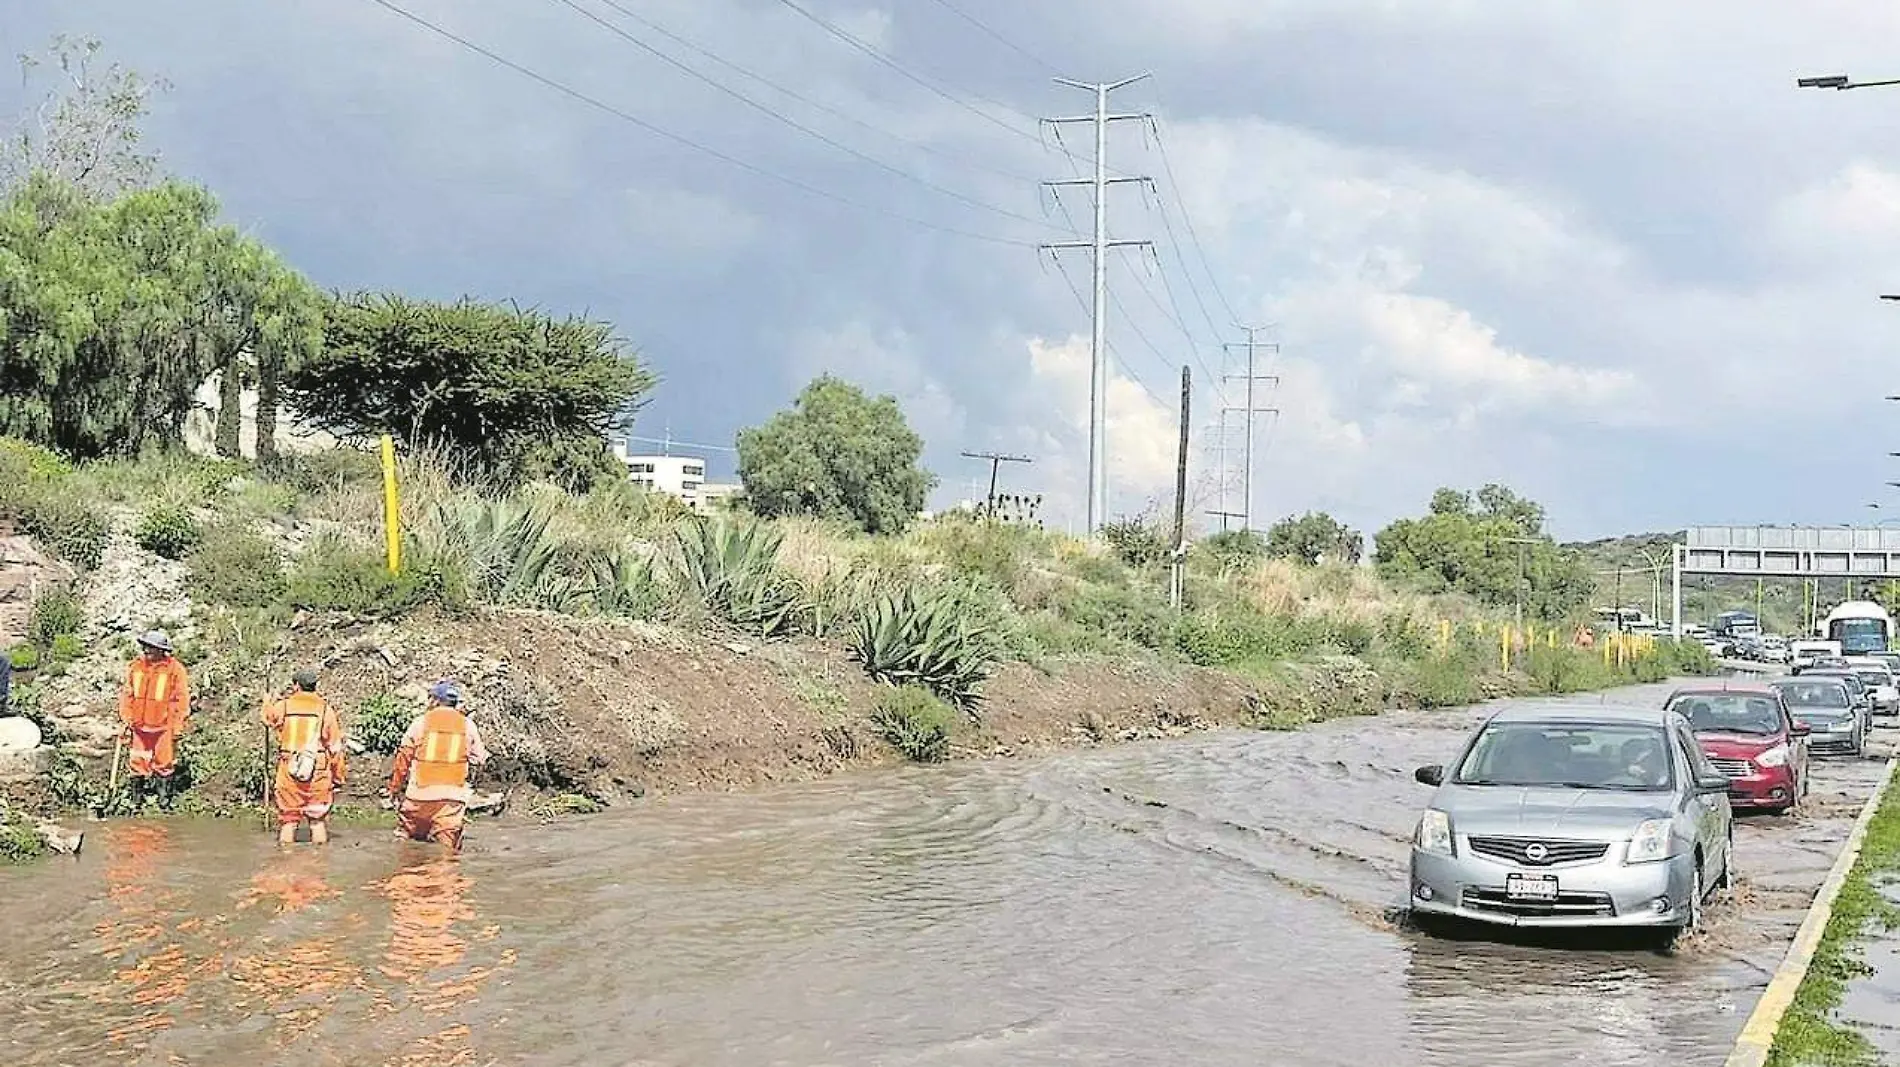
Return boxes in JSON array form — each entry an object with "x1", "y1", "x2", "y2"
[{"x1": 108, "y1": 728, "x2": 124, "y2": 800}]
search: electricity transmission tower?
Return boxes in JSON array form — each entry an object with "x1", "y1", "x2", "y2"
[
  {"x1": 1039, "y1": 74, "x2": 1154, "y2": 537},
  {"x1": 1204, "y1": 409, "x2": 1246, "y2": 532},
  {"x1": 1223, "y1": 326, "x2": 1279, "y2": 532}
]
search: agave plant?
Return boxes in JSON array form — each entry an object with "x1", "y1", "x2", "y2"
[
  {"x1": 415, "y1": 494, "x2": 567, "y2": 607},
  {"x1": 674, "y1": 518, "x2": 806, "y2": 637},
  {"x1": 847, "y1": 586, "x2": 1002, "y2": 711}
]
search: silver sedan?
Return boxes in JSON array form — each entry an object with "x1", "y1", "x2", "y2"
[{"x1": 1407, "y1": 702, "x2": 1734, "y2": 946}]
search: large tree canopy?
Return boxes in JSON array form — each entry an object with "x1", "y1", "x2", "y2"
[
  {"x1": 0, "y1": 175, "x2": 321, "y2": 459},
  {"x1": 1373, "y1": 484, "x2": 1594, "y2": 620},
  {"x1": 285, "y1": 293, "x2": 654, "y2": 486},
  {"x1": 736, "y1": 375, "x2": 935, "y2": 534},
  {"x1": 1264, "y1": 511, "x2": 1364, "y2": 566}
]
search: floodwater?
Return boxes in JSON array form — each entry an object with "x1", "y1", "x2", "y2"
[{"x1": 1, "y1": 682, "x2": 1890, "y2": 1066}]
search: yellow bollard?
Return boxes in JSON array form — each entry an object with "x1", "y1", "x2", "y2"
[
  {"x1": 1603, "y1": 636, "x2": 1613, "y2": 667},
  {"x1": 1502, "y1": 625, "x2": 1511, "y2": 671},
  {"x1": 380, "y1": 433, "x2": 402, "y2": 575},
  {"x1": 1439, "y1": 619, "x2": 1451, "y2": 656}
]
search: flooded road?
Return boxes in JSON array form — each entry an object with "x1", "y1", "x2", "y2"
[{"x1": 1, "y1": 682, "x2": 1890, "y2": 1066}]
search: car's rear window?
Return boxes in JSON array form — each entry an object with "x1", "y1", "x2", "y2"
[
  {"x1": 1667, "y1": 695, "x2": 1781, "y2": 735},
  {"x1": 1775, "y1": 681, "x2": 1851, "y2": 708}
]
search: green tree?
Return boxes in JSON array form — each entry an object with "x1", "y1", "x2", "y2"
[
  {"x1": 736, "y1": 376, "x2": 935, "y2": 534},
  {"x1": 284, "y1": 293, "x2": 654, "y2": 487},
  {"x1": 1373, "y1": 485, "x2": 1592, "y2": 620},
  {"x1": 0, "y1": 176, "x2": 316, "y2": 459},
  {"x1": 1, "y1": 36, "x2": 168, "y2": 199},
  {"x1": 1263, "y1": 511, "x2": 1364, "y2": 565}
]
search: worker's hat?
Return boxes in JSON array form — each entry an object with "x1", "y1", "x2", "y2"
[
  {"x1": 428, "y1": 680, "x2": 463, "y2": 707},
  {"x1": 136, "y1": 630, "x2": 174, "y2": 653}
]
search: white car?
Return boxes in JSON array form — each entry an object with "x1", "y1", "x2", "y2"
[{"x1": 1845, "y1": 657, "x2": 1900, "y2": 716}]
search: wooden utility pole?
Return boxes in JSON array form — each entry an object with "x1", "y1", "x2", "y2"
[
  {"x1": 1171, "y1": 366, "x2": 1190, "y2": 608},
  {"x1": 959, "y1": 450, "x2": 1033, "y2": 519}
]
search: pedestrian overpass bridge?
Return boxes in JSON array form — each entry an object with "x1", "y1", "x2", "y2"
[{"x1": 1670, "y1": 525, "x2": 1900, "y2": 635}]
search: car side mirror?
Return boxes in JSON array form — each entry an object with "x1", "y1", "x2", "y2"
[
  {"x1": 1414, "y1": 765, "x2": 1444, "y2": 787},
  {"x1": 1696, "y1": 774, "x2": 1733, "y2": 794},
  {"x1": 1792, "y1": 722, "x2": 1812, "y2": 737}
]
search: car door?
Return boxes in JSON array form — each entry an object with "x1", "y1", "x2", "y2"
[{"x1": 1671, "y1": 720, "x2": 1731, "y2": 870}]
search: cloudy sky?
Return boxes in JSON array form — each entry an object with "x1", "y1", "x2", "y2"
[{"x1": 9, "y1": 0, "x2": 1900, "y2": 541}]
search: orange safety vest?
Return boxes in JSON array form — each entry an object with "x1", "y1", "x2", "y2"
[
  {"x1": 125, "y1": 658, "x2": 188, "y2": 731},
  {"x1": 276, "y1": 692, "x2": 328, "y2": 754},
  {"x1": 412, "y1": 707, "x2": 470, "y2": 791}
]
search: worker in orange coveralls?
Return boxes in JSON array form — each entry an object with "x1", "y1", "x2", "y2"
[
  {"x1": 119, "y1": 630, "x2": 191, "y2": 810},
  {"x1": 261, "y1": 668, "x2": 347, "y2": 846},
  {"x1": 383, "y1": 681, "x2": 487, "y2": 851}
]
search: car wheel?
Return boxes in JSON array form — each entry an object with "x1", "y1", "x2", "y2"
[
  {"x1": 1661, "y1": 861, "x2": 1706, "y2": 951},
  {"x1": 1717, "y1": 830, "x2": 1736, "y2": 892}
]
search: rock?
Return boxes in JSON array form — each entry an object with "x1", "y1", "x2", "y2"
[
  {"x1": 376, "y1": 646, "x2": 399, "y2": 668},
  {"x1": 36, "y1": 823, "x2": 82, "y2": 855},
  {"x1": 468, "y1": 791, "x2": 508, "y2": 814},
  {"x1": 725, "y1": 642, "x2": 753, "y2": 655},
  {"x1": 0, "y1": 717, "x2": 42, "y2": 755},
  {"x1": 0, "y1": 745, "x2": 50, "y2": 782}
]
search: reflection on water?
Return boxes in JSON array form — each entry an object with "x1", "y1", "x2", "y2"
[{"x1": 0, "y1": 684, "x2": 1875, "y2": 1066}]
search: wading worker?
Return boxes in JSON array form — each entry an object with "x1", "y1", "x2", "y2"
[
  {"x1": 119, "y1": 630, "x2": 191, "y2": 809},
  {"x1": 384, "y1": 681, "x2": 487, "y2": 851},
  {"x1": 261, "y1": 668, "x2": 347, "y2": 846}
]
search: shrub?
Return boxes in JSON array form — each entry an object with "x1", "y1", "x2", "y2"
[
  {"x1": 1525, "y1": 646, "x2": 1612, "y2": 694},
  {"x1": 674, "y1": 518, "x2": 805, "y2": 637},
  {"x1": 1198, "y1": 529, "x2": 1267, "y2": 572},
  {"x1": 134, "y1": 505, "x2": 203, "y2": 560},
  {"x1": 17, "y1": 495, "x2": 108, "y2": 570},
  {"x1": 47, "y1": 634, "x2": 82, "y2": 666},
  {"x1": 1102, "y1": 518, "x2": 1170, "y2": 568},
  {"x1": 27, "y1": 589, "x2": 83, "y2": 648},
  {"x1": 849, "y1": 586, "x2": 1003, "y2": 709},
  {"x1": 352, "y1": 693, "x2": 412, "y2": 755},
  {"x1": 187, "y1": 525, "x2": 289, "y2": 609},
  {"x1": 1333, "y1": 619, "x2": 1376, "y2": 656},
  {"x1": 1054, "y1": 581, "x2": 1177, "y2": 651},
  {"x1": 285, "y1": 539, "x2": 458, "y2": 617},
  {"x1": 918, "y1": 516, "x2": 1032, "y2": 590},
  {"x1": 871, "y1": 685, "x2": 956, "y2": 763},
  {"x1": 0, "y1": 811, "x2": 46, "y2": 864},
  {"x1": 1403, "y1": 654, "x2": 1487, "y2": 708},
  {"x1": 7, "y1": 644, "x2": 37, "y2": 671},
  {"x1": 1172, "y1": 609, "x2": 1319, "y2": 666}
]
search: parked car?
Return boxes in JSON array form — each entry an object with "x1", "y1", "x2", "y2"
[
  {"x1": 1770, "y1": 677, "x2": 1865, "y2": 757},
  {"x1": 1845, "y1": 657, "x2": 1900, "y2": 716},
  {"x1": 1408, "y1": 702, "x2": 1734, "y2": 945},
  {"x1": 1663, "y1": 683, "x2": 1810, "y2": 815}
]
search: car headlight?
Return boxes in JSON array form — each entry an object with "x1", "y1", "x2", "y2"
[
  {"x1": 1415, "y1": 809, "x2": 1454, "y2": 855},
  {"x1": 1755, "y1": 744, "x2": 1790, "y2": 768},
  {"x1": 1626, "y1": 818, "x2": 1676, "y2": 864}
]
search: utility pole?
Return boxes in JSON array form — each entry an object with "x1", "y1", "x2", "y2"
[
  {"x1": 1502, "y1": 536, "x2": 1539, "y2": 631},
  {"x1": 1171, "y1": 366, "x2": 1190, "y2": 608},
  {"x1": 1040, "y1": 75, "x2": 1154, "y2": 538},
  {"x1": 959, "y1": 450, "x2": 1033, "y2": 519},
  {"x1": 1223, "y1": 326, "x2": 1280, "y2": 531}
]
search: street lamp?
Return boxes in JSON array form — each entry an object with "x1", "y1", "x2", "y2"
[{"x1": 1798, "y1": 73, "x2": 1900, "y2": 91}]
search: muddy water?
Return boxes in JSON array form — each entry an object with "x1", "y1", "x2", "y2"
[{"x1": 1, "y1": 682, "x2": 1890, "y2": 1066}]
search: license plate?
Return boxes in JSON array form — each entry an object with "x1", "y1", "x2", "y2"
[{"x1": 1506, "y1": 873, "x2": 1559, "y2": 900}]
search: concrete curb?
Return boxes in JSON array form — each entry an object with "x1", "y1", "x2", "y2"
[{"x1": 1725, "y1": 757, "x2": 1900, "y2": 1067}]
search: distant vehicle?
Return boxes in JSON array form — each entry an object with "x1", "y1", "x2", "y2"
[
  {"x1": 1845, "y1": 657, "x2": 1900, "y2": 715},
  {"x1": 1822, "y1": 601, "x2": 1894, "y2": 655},
  {"x1": 1791, "y1": 639, "x2": 1844, "y2": 672},
  {"x1": 1714, "y1": 610, "x2": 1763, "y2": 638},
  {"x1": 1664, "y1": 683, "x2": 1810, "y2": 815},
  {"x1": 1408, "y1": 702, "x2": 1733, "y2": 946},
  {"x1": 1771, "y1": 677, "x2": 1866, "y2": 757},
  {"x1": 1595, "y1": 607, "x2": 1655, "y2": 632}
]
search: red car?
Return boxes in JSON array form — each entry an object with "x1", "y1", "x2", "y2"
[{"x1": 1663, "y1": 682, "x2": 1811, "y2": 814}]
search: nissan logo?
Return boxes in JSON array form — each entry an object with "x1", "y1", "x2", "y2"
[{"x1": 1524, "y1": 842, "x2": 1549, "y2": 861}]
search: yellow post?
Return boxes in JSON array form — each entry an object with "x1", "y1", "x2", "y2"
[
  {"x1": 380, "y1": 433, "x2": 402, "y2": 574},
  {"x1": 1547, "y1": 627, "x2": 1557, "y2": 649},
  {"x1": 1603, "y1": 636, "x2": 1613, "y2": 667},
  {"x1": 1501, "y1": 625, "x2": 1512, "y2": 671},
  {"x1": 1439, "y1": 619, "x2": 1451, "y2": 656}
]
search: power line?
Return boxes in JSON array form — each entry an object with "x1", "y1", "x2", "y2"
[
  {"x1": 771, "y1": 0, "x2": 1048, "y2": 148},
  {"x1": 1147, "y1": 184, "x2": 1228, "y2": 342},
  {"x1": 919, "y1": 0, "x2": 1059, "y2": 74},
  {"x1": 583, "y1": 0, "x2": 1046, "y2": 188},
  {"x1": 1146, "y1": 107, "x2": 1242, "y2": 327},
  {"x1": 552, "y1": 0, "x2": 1061, "y2": 233},
  {"x1": 1051, "y1": 255, "x2": 1168, "y2": 410},
  {"x1": 362, "y1": 0, "x2": 1037, "y2": 248}
]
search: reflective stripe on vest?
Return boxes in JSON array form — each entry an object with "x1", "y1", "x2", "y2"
[
  {"x1": 414, "y1": 707, "x2": 469, "y2": 790},
  {"x1": 126, "y1": 662, "x2": 178, "y2": 730},
  {"x1": 279, "y1": 693, "x2": 326, "y2": 752}
]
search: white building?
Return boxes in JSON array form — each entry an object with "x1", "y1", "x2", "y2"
[{"x1": 609, "y1": 441, "x2": 738, "y2": 511}]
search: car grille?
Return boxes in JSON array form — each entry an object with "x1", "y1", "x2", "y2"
[
  {"x1": 1466, "y1": 836, "x2": 1611, "y2": 867},
  {"x1": 1708, "y1": 758, "x2": 1753, "y2": 778},
  {"x1": 1811, "y1": 738, "x2": 1858, "y2": 755},
  {"x1": 1461, "y1": 887, "x2": 1616, "y2": 918}
]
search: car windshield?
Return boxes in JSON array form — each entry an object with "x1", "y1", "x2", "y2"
[
  {"x1": 1775, "y1": 681, "x2": 1851, "y2": 709},
  {"x1": 1667, "y1": 694, "x2": 1783, "y2": 736},
  {"x1": 1454, "y1": 722, "x2": 1674, "y2": 791},
  {"x1": 1857, "y1": 670, "x2": 1890, "y2": 686}
]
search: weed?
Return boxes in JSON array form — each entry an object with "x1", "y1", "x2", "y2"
[
  {"x1": 0, "y1": 811, "x2": 46, "y2": 864},
  {"x1": 187, "y1": 524, "x2": 288, "y2": 610},
  {"x1": 530, "y1": 793, "x2": 606, "y2": 818},
  {"x1": 352, "y1": 692, "x2": 412, "y2": 755},
  {"x1": 1101, "y1": 518, "x2": 1170, "y2": 568},
  {"x1": 285, "y1": 536, "x2": 458, "y2": 617},
  {"x1": 871, "y1": 685, "x2": 956, "y2": 762},
  {"x1": 47, "y1": 634, "x2": 82, "y2": 666},
  {"x1": 8, "y1": 644, "x2": 37, "y2": 670},
  {"x1": 134, "y1": 505, "x2": 202, "y2": 560},
  {"x1": 27, "y1": 589, "x2": 83, "y2": 648}
]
